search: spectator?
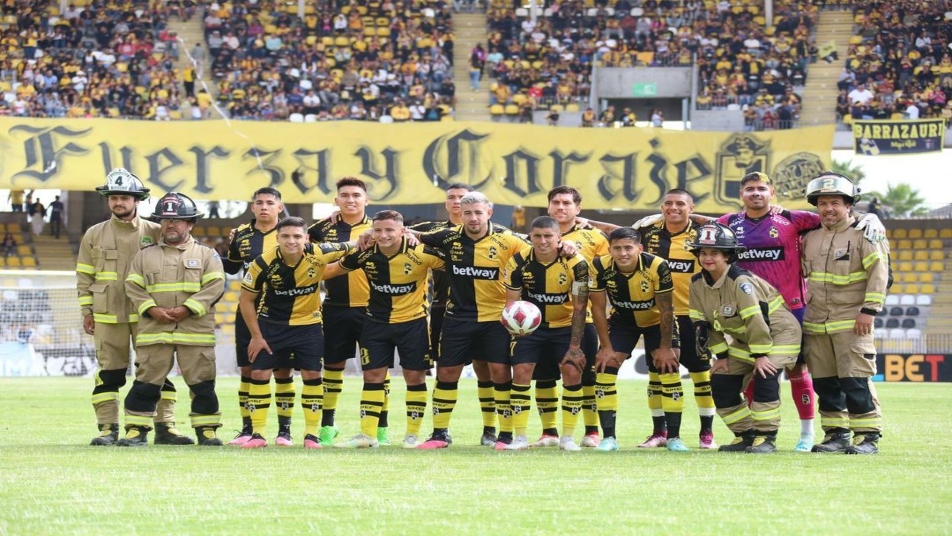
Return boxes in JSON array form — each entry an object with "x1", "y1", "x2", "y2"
[
  {"x1": 2, "y1": 232, "x2": 15, "y2": 257},
  {"x1": 48, "y1": 195, "x2": 65, "y2": 239},
  {"x1": 28, "y1": 198, "x2": 45, "y2": 237},
  {"x1": 8, "y1": 190, "x2": 23, "y2": 212}
]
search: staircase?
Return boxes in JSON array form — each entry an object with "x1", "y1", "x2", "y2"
[
  {"x1": 32, "y1": 234, "x2": 75, "y2": 271},
  {"x1": 798, "y1": 10, "x2": 853, "y2": 126},
  {"x1": 452, "y1": 13, "x2": 491, "y2": 122},
  {"x1": 165, "y1": 15, "x2": 223, "y2": 118},
  {"x1": 925, "y1": 268, "x2": 952, "y2": 336}
]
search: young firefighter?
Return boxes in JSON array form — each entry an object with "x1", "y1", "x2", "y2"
[
  {"x1": 503, "y1": 216, "x2": 589, "y2": 451},
  {"x1": 688, "y1": 222, "x2": 802, "y2": 453}
]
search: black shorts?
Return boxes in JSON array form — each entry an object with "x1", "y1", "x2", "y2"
[
  {"x1": 609, "y1": 318, "x2": 680, "y2": 374},
  {"x1": 429, "y1": 303, "x2": 446, "y2": 362},
  {"x1": 438, "y1": 316, "x2": 512, "y2": 367},
  {"x1": 322, "y1": 305, "x2": 366, "y2": 365},
  {"x1": 677, "y1": 315, "x2": 710, "y2": 372},
  {"x1": 235, "y1": 307, "x2": 251, "y2": 368},
  {"x1": 532, "y1": 323, "x2": 597, "y2": 381},
  {"x1": 360, "y1": 317, "x2": 431, "y2": 371},
  {"x1": 252, "y1": 320, "x2": 324, "y2": 372},
  {"x1": 512, "y1": 325, "x2": 571, "y2": 373}
]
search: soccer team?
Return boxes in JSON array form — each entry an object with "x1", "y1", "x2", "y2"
[{"x1": 77, "y1": 167, "x2": 889, "y2": 454}]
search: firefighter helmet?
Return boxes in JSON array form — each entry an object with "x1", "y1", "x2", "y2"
[
  {"x1": 687, "y1": 222, "x2": 747, "y2": 254},
  {"x1": 151, "y1": 192, "x2": 203, "y2": 221},
  {"x1": 95, "y1": 168, "x2": 151, "y2": 200},
  {"x1": 805, "y1": 172, "x2": 860, "y2": 206}
]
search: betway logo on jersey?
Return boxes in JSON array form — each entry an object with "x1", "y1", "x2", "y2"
[
  {"x1": 667, "y1": 260, "x2": 696, "y2": 273},
  {"x1": 614, "y1": 299, "x2": 655, "y2": 310},
  {"x1": 527, "y1": 292, "x2": 567, "y2": 304},
  {"x1": 371, "y1": 281, "x2": 417, "y2": 295},
  {"x1": 274, "y1": 284, "x2": 318, "y2": 297},
  {"x1": 452, "y1": 265, "x2": 499, "y2": 279},
  {"x1": 736, "y1": 248, "x2": 785, "y2": 261}
]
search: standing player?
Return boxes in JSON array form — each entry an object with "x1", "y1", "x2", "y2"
[
  {"x1": 326, "y1": 210, "x2": 445, "y2": 448},
  {"x1": 503, "y1": 216, "x2": 589, "y2": 451},
  {"x1": 590, "y1": 228, "x2": 683, "y2": 451},
  {"x1": 688, "y1": 222, "x2": 802, "y2": 453},
  {"x1": 222, "y1": 187, "x2": 287, "y2": 446},
  {"x1": 308, "y1": 177, "x2": 374, "y2": 446},
  {"x1": 238, "y1": 217, "x2": 353, "y2": 449},
  {"x1": 77, "y1": 168, "x2": 190, "y2": 446},
  {"x1": 119, "y1": 193, "x2": 225, "y2": 446},
  {"x1": 801, "y1": 173, "x2": 888, "y2": 454}
]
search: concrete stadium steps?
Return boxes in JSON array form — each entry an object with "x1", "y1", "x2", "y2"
[
  {"x1": 164, "y1": 15, "x2": 224, "y2": 117},
  {"x1": 31, "y1": 234, "x2": 76, "y2": 271},
  {"x1": 799, "y1": 11, "x2": 853, "y2": 127},
  {"x1": 452, "y1": 13, "x2": 491, "y2": 122},
  {"x1": 925, "y1": 278, "x2": 952, "y2": 334}
]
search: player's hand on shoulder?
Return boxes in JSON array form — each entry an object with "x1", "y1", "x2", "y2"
[
  {"x1": 633, "y1": 213, "x2": 663, "y2": 229},
  {"x1": 856, "y1": 213, "x2": 887, "y2": 244}
]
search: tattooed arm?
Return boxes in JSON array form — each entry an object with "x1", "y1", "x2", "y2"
[{"x1": 653, "y1": 290, "x2": 680, "y2": 374}]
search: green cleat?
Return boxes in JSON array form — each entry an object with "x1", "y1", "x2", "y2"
[
  {"x1": 377, "y1": 427, "x2": 391, "y2": 446},
  {"x1": 319, "y1": 425, "x2": 339, "y2": 447}
]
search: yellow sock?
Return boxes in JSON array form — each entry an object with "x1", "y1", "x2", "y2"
[
  {"x1": 405, "y1": 383, "x2": 427, "y2": 436},
  {"x1": 238, "y1": 376, "x2": 251, "y2": 419},
  {"x1": 660, "y1": 372, "x2": 685, "y2": 437},
  {"x1": 248, "y1": 379, "x2": 271, "y2": 435},
  {"x1": 494, "y1": 382, "x2": 513, "y2": 435},
  {"x1": 511, "y1": 383, "x2": 531, "y2": 437},
  {"x1": 359, "y1": 382, "x2": 386, "y2": 438},
  {"x1": 690, "y1": 370, "x2": 716, "y2": 416},
  {"x1": 647, "y1": 371, "x2": 665, "y2": 427},
  {"x1": 322, "y1": 368, "x2": 344, "y2": 415},
  {"x1": 432, "y1": 381, "x2": 458, "y2": 431},
  {"x1": 274, "y1": 377, "x2": 295, "y2": 421},
  {"x1": 595, "y1": 370, "x2": 619, "y2": 412},
  {"x1": 379, "y1": 372, "x2": 391, "y2": 429},
  {"x1": 477, "y1": 380, "x2": 496, "y2": 429},
  {"x1": 561, "y1": 383, "x2": 583, "y2": 438},
  {"x1": 301, "y1": 379, "x2": 324, "y2": 437},
  {"x1": 534, "y1": 380, "x2": 559, "y2": 433},
  {"x1": 582, "y1": 384, "x2": 599, "y2": 428}
]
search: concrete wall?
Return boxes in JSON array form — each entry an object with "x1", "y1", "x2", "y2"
[
  {"x1": 595, "y1": 67, "x2": 693, "y2": 98},
  {"x1": 690, "y1": 109, "x2": 746, "y2": 132}
]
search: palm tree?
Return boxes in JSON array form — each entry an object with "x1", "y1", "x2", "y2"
[
  {"x1": 865, "y1": 183, "x2": 928, "y2": 218},
  {"x1": 831, "y1": 159, "x2": 866, "y2": 184}
]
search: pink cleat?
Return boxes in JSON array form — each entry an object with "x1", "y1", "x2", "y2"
[
  {"x1": 416, "y1": 433, "x2": 451, "y2": 450},
  {"x1": 303, "y1": 434, "x2": 322, "y2": 449},
  {"x1": 275, "y1": 433, "x2": 293, "y2": 447},
  {"x1": 637, "y1": 432, "x2": 668, "y2": 448},
  {"x1": 699, "y1": 431, "x2": 717, "y2": 450},
  {"x1": 240, "y1": 433, "x2": 268, "y2": 449},
  {"x1": 228, "y1": 433, "x2": 253, "y2": 446},
  {"x1": 581, "y1": 432, "x2": 601, "y2": 448}
]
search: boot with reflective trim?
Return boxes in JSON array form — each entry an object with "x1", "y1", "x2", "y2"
[
  {"x1": 746, "y1": 433, "x2": 777, "y2": 454},
  {"x1": 811, "y1": 432, "x2": 851, "y2": 453},
  {"x1": 116, "y1": 425, "x2": 150, "y2": 447},
  {"x1": 718, "y1": 431, "x2": 755, "y2": 452},
  {"x1": 845, "y1": 433, "x2": 880, "y2": 455},
  {"x1": 196, "y1": 426, "x2": 223, "y2": 446},
  {"x1": 154, "y1": 423, "x2": 196, "y2": 445},
  {"x1": 90, "y1": 423, "x2": 119, "y2": 446}
]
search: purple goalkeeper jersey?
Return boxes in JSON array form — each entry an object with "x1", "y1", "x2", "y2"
[{"x1": 717, "y1": 210, "x2": 820, "y2": 310}]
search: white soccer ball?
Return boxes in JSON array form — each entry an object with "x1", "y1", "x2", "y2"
[{"x1": 501, "y1": 300, "x2": 543, "y2": 336}]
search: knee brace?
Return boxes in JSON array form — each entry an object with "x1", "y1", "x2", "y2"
[
  {"x1": 93, "y1": 368, "x2": 127, "y2": 394},
  {"x1": 752, "y1": 371, "x2": 780, "y2": 403},
  {"x1": 711, "y1": 374, "x2": 745, "y2": 408},
  {"x1": 812, "y1": 376, "x2": 847, "y2": 412},
  {"x1": 839, "y1": 377, "x2": 875, "y2": 415},
  {"x1": 189, "y1": 380, "x2": 220, "y2": 415},
  {"x1": 125, "y1": 380, "x2": 162, "y2": 413}
]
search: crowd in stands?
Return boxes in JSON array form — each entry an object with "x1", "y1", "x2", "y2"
[
  {"x1": 200, "y1": 0, "x2": 458, "y2": 122},
  {"x1": 836, "y1": 0, "x2": 952, "y2": 128}
]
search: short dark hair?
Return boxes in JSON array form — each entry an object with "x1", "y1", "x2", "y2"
[
  {"x1": 445, "y1": 183, "x2": 474, "y2": 192},
  {"x1": 547, "y1": 185, "x2": 582, "y2": 204},
  {"x1": 530, "y1": 215, "x2": 560, "y2": 231},
  {"x1": 609, "y1": 227, "x2": 642, "y2": 244},
  {"x1": 664, "y1": 188, "x2": 693, "y2": 202},
  {"x1": 373, "y1": 209, "x2": 404, "y2": 224},
  {"x1": 740, "y1": 172, "x2": 771, "y2": 186},
  {"x1": 336, "y1": 176, "x2": 367, "y2": 192},
  {"x1": 252, "y1": 187, "x2": 282, "y2": 201},
  {"x1": 276, "y1": 216, "x2": 307, "y2": 232}
]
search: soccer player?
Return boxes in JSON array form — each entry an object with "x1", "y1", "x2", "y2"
[
  {"x1": 535, "y1": 186, "x2": 608, "y2": 448},
  {"x1": 77, "y1": 169, "x2": 190, "y2": 445},
  {"x1": 413, "y1": 191, "x2": 530, "y2": 449},
  {"x1": 589, "y1": 228, "x2": 683, "y2": 451},
  {"x1": 688, "y1": 222, "x2": 802, "y2": 453},
  {"x1": 308, "y1": 177, "x2": 374, "y2": 446},
  {"x1": 238, "y1": 217, "x2": 353, "y2": 449},
  {"x1": 503, "y1": 216, "x2": 589, "y2": 451},
  {"x1": 800, "y1": 173, "x2": 889, "y2": 454},
  {"x1": 119, "y1": 193, "x2": 225, "y2": 446},
  {"x1": 583, "y1": 189, "x2": 717, "y2": 450},
  {"x1": 222, "y1": 187, "x2": 288, "y2": 446},
  {"x1": 324, "y1": 210, "x2": 445, "y2": 449}
]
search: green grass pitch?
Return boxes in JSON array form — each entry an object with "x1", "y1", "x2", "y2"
[{"x1": 0, "y1": 377, "x2": 949, "y2": 535}]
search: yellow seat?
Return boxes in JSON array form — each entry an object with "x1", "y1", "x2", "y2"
[
  {"x1": 206, "y1": 226, "x2": 221, "y2": 237},
  {"x1": 940, "y1": 228, "x2": 952, "y2": 238},
  {"x1": 504, "y1": 104, "x2": 520, "y2": 115},
  {"x1": 192, "y1": 225, "x2": 206, "y2": 236},
  {"x1": 0, "y1": 223, "x2": 5, "y2": 233},
  {"x1": 929, "y1": 261, "x2": 944, "y2": 273},
  {"x1": 897, "y1": 239, "x2": 911, "y2": 250},
  {"x1": 892, "y1": 229, "x2": 908, "y2": 239},
  {"x1": 441, "y1": 115, "x2": 455, "y2": 122},
  {"x1": 914, "y1": 261, "x2": 929, "y2": 273},
  {"x1": 901, "y1": 272, "x2": 916, "y2": 283},
  {"x1": 908, "y1": 228, "x2": 922, "y2": 239},
  {"x1": 918, "y1": 272, "x2": 934, "y2": 283},
  {"x1": 897, "y1": 261, "x2": 913, "y2": 273},
  {"x1": 924, "y1": 228, "x2": 938, "y2": 238},
  {"x1": 16, "y1": 245, "x2": 30, "y2": 256},
  {"x1": 306, "y1": 35, "x2": 318, "y2": 45},
  {"x1": 565, "y1": 103, "x2": 580, "y2": 112},
  {"x1": 912, "y1": 239, "x2": 927, "y2": 250},
  {"x1": 7, "y1": 223, "x2": 20, "y2": 233},
  {"x1": 898, "y1": 250, "x2": 913, "y2": 261},
  {"x1": 376, "y1": 27, "x2": 390, "y2": 37},
  {"x1": 511, "y1": 94, "x2": 527, "y2": 105},
  {"x1": 6, "y1": 257, "x2": 20, "y2": 267},
  {"x1": 0, "y1": 257, "x2": 5, "y2": 268},
  {"x1": 364, "y1": 27, "x2": 376, "y2": 37},
  {"x1": 913, "y1": 250, "x2": 928, "y2": 261},
  {"x1": 889, "y1": 283, "x2": 903, "y2": 294},
  {"x1": 335, "y1": 36, "x2": 351, "y2": 47},
  {"x1": 221, "y1": 226, "x2": 233, "y2": 236},
  {"x1": 888, "y1": 239, "x2": 896, "y2": 250},
  {"x1": 930, "y1": 250, "x2": 945, "y2": 261},
  {"x1": 21, "y1": 257, "x2": 35, "y2": 268},
  {"x1": 928, "y1": 239, "x2": 943, "y2": 249},
  {"x1": 322, "y1": 36, "x2": 335, "y2": 46},
  {"x1": 920, "y1": 283, "x2": 935, "y2": 294},
  {"x1": 549, "y1": 104, "x2": 563, "y2": 113},
  {"x1": 489, "y1": 104, "x2": 504, "y2": 115}
]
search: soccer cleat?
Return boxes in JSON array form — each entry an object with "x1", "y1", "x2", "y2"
[
  {"x1": 240, "y1": 433, "x2": 268, "y2": 449},
  {"x1": 402, "y1": 434, "x2": 420, "y2": 449},
  {"x1": 559, "y1": 436, "x2": 582, "y2": 452},
  {"x1": 746, "y1": 435, "x2": 777, "y2": 454},
  {"x1": 493, "y1": 435, "x2": 513, "y2": 451},
  {"x1": 335, "y1": 433, "x2": 379, "y2": 449},
  {"x1": 275, "y1": 432, "x2": 293, "y2": 447},
  {"x1": 154, "y1": 423, "x2": 196, "y2": 445},
  {"x1": 479, "y1": 430, "x2": 497, "y2": 447},
  {"x1": 666, "y1": 437, "x2": 690, "y2": 452},
  {"x1": 90, "y1": 424, "x2": 119, "y2": 446},
  {"x1": 196, "y1": 426, "x2": 223, "y2": 446},
  {"x1": 303, "y1": 434, "x2": 322, "y2": 450},
  {"x1": 116, "y1": 425, "x2": 150, "y2": 447},
  {"x1": 228, "y1": 430, "x2": 254, "y2": 446},
  {"x1": 503, "y1": 435, "x2": 529, "y2": 451},
  {"x1": 318, "y1": 425, "x2": 339, "y2": 447},
  {"x1": 417, "y1": 433, "x2": 451, "y2": 450},
  {"x1": 637, "y1": 433, "x2": 668, "y2": 448},
  {"x1": 699, "y1": 431, "x2": 717, "y2": 450},
  {"x1": 718, "y1": 432, "x2": 755, "y2": 452},
  {"x1": 529, "y1": 434, "x2": 560, "y2": 448},
  {"x1": 811, "y1": 432, "x2": 851, "y2": 453},
  {"x1": 794, "y1": 434, "x2": 815, "y2": 453},
  {"x1": 595, "y1": 436, "x2": 619, "y2": 452},
  {"x1": 581, "y1": 432, "x2": 601, "y2": 448},
  {"x1": 377, "y1": 427, "x2": 391, "y2": 446},
  {"x1": 845, "y1": 433, "x2": 880, "y2": 455}
]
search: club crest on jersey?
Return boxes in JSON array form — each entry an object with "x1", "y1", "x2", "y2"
[
  {"x1": 721, "y1": 305, "x2": 735, "y2": 316},
  {"x1": 769, "y1": 227, "x2": 779, "y2": 238},
  {"x1": 715, "y1": 134, "x2": 770, "y2": 208},
  {"x1": 488, "y1": 246, "x2": 498, "y2": 259},
  {"x1": 558, "y1": 273, "x2": 567, "y2": 285},
  {"x1": 740, "y1": 282, "x2": 754, "y2": 295},
  {"x1": 307, "y1": 267, "x2": 316, "y2": 279},
  {"x1": 640, "y1": 280, "x2": 650, "y2": 293},
  {"x1": 404, "y1": 263, "x2": 413, "y2": 274}
]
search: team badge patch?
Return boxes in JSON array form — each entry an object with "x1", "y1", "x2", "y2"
[
  {"x1": 140, "y1": 236, "x2": 154, "y2": 247},
  {"x1": 186, "y1": 259, "x2": 200, "y2": 268},
  {"x1": 721, "y1": 305, "x2": 735, "y2": 316},
  {"x1": 739, "y1": 282, "x2": 754, "y2": 295},
  {"x1": 768, "y1": 227, "x2": 779, "y2": 238}
]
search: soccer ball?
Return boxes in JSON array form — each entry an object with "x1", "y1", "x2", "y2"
[{"x1": 501, "y1": 300, "x2": 543, "y2": 336}]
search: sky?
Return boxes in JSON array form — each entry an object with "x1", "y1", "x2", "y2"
[{"x1": 832, "y1": 149, "x2": 952, "y2": 212}]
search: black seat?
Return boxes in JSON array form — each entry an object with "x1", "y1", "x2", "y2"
[
  {"x1": 905, "y1": 306, "x2": 920, "y2": 316},
  {"x1": 889, "y1": 306, "x2": 904, "y2": 316},
  {"x1": 901, "y1": 318, "x2": 917, "y2": 329},
  {"x1": 874, "y1": 318, "x2": 883, "y2": 329},
  {"x1": 885, "y1": 318, "x2": 900, "y2": 329}
]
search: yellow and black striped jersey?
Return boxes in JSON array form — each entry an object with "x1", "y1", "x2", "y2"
[
  {"x1": 504, "y1": 250, "x2": 589, "y2": 328},
  {"x1": 562, "y1": 224, "x2": 610, "y2": 263},
  {"x1": 222, "y1": 219, "x2": 278, "y2": 275},
  {"x1": 637, "y1": 221, "x2": 701, "y2": 316},
  {"x1": 590, "y1": 252, "x2": 674, "y2": 328},
  {"x1": 242, "y1": 243, "x2": 351, "y2": 326},
  {"x1": 340, "y1": 238, "x2": 445, "y2": 324},
  {"x1": 420, "y1": 224, "x2": 528, "y2": 322},
  {"x1": 308, "y1": 214, "x2": 371, "y2": 308}
]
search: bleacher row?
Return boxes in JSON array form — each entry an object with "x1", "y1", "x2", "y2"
[
  {"x1": 0, "y1": 287, "x2": 53, "y2": 342},
  {"x1": 0, "y1": 223, "x2": 39, "y2": 269},
  {"x1": 877, "y1": 226, "x2": 949, "y2": 342}
]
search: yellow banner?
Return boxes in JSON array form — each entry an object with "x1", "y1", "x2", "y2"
[
  {"x1": 817, "y1": 39, "x2": 837, "y2": 59},
  {"x1": 0, "y1": 118, "x2": 832, "y2": 211}
]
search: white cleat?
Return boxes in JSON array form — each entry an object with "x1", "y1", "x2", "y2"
[
  {"x1": 559, "y1": 437, "x2": 582, "y2": 452},
  {"x1": 502, "y1": 435, "x2": 530, "y2": 451},
  {"x1": 529, "y1": 434, "x2": 560, "y2": 448},
  {"x1": 402, "y1": 434, "x2": 420, "y2": 449}
]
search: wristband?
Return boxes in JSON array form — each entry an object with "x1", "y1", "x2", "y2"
[{"x1": 860, "y1": 308, "x2": 878, "y2": 316}]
